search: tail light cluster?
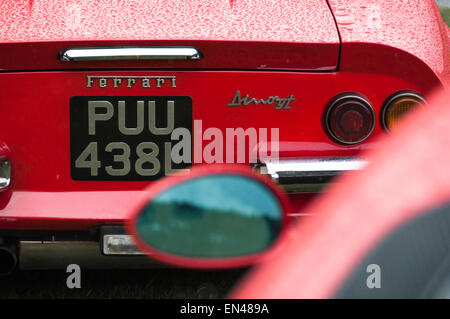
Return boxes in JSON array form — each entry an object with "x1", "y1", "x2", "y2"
[
  {"x1": 324, "y1": 91, "x2": 425, "y2": 145},
  {"x1": 381, "y1": 92, "x2": 426, "y2": 131},
  {"x1": 325, "y1": 94, "x2": 375, "y2": 145}
]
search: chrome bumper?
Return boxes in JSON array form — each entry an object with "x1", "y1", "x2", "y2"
[
  {"x1": 0, "y1": 159, "x2": 10, "y2": 190},
  {"x1": 258, "y1": 157, "x2": 368, "y2": 193},
  {"x1": 15, "y1": 158, "x2": 368, "y2": 269}
]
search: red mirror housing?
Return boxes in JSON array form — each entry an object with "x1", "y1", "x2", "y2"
[{"x1": 127, "y1": 164, "x2": 291, "y2": 269}]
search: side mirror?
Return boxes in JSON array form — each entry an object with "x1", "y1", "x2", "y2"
[{"x1": 127, "y1": 165, "x2": 290, "y2": 269}]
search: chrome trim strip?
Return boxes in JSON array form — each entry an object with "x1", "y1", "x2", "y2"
[
  {"x1": 60, "y1": 47, "x2": 202, "y2": 61},
  {"x1": 258, "y1": 157, "x2": 368, "y2": 193},
  {"x1": 0, "y1": 159, "x2": 11, "y2": 190}
]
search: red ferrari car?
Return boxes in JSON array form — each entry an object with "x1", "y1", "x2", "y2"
[
  {"x1": 123, "y1": 87, "x2": 450, "y2": 298},
  {"x1": 0, "y1": 0, "x2": 449, "y2": 274}
]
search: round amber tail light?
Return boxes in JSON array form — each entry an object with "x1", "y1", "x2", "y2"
[
  {"x1": 325, "y1": 94, "x2": 375, "y2": 145},
  {"x1": 381, "y1": 92, "x2": 425, "y2": 131}
]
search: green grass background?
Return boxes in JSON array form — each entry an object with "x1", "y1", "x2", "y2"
[{"x1": 440, "y1": 7, "x2": 450, "y2": 26}]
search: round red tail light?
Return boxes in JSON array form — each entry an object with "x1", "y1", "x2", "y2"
[{"x1": 325, "y1": 94, "x2": 375, "y2": 145}]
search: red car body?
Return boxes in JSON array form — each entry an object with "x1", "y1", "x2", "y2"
[
  {"x1": 0, "y1": 0, "x2": 449, "y2": 266},
  {"x1": 233, "y1": 85, "x2": 450, "y2": 299}
]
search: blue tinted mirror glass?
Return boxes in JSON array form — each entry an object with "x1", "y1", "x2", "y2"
[{"x1": 136, "y1": 175, "x2": 283, "y2": 258}]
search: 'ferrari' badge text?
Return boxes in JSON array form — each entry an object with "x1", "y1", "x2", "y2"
[
  {"x1": 227, "y1": 90, "x2": 294, "y2": 110},
  {"x1": 86, "y1": 76, "x2": 176, "y2": 89}
]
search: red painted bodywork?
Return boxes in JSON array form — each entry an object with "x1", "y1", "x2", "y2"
[
  {"x1": 0, "y1": 0, "x2": 449, "y2": 234},
  {"x1": 233, "y1": 87, "x2": 450, "y2": 299},
  {"x1": 329, "y1": 0, "x2": 450, "y2": 86},
  {"x1": 0, "y1": 0, "x2": 340, "y2": 71}
]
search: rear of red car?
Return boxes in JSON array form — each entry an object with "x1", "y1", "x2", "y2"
[{"x1": 0, "y1": 0, "x2": 448, "y2": 272}]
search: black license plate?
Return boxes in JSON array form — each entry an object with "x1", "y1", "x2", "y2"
[{"x1": 70, "y1": 96, "x2": 192, "y2": 181}]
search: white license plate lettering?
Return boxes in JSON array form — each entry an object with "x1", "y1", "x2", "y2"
[{"x1": 70, "y1": 96, "x2": 192, "y2": 181}]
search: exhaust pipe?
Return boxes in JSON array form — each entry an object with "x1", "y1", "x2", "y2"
[{"x1": 0, "y1": 239, "x2": 18, "y2": 276}]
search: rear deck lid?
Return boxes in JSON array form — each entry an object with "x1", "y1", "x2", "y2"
[{"x1": 0, "y1": 0, "x2": 340, "y2": 71}]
